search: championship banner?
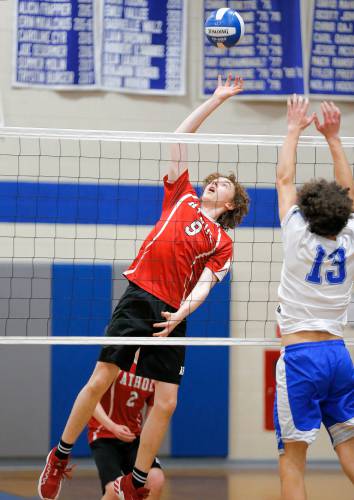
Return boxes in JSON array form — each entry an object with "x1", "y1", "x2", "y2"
[
  {"x1": 203, "y1": 0, "x2": 304, "y2": 98},
  {"x1": 14, "y1": 0, "x2": 96, "y2": 88},
  {"x1": 309, "y1": 0, "x2": 354, "y2": 98},
  {"x1": 101, "y1": 0, "x2": 186, "y2": 95}
]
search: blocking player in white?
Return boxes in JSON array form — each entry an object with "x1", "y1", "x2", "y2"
[
  {"x1": 38, "y1": 75, "x2": 249, "y2": 500},
  {"x1": 275, "y1": 95, "x2": 354, "y2": 500}
]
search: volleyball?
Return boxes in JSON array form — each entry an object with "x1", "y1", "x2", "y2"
[{"x1": 205, "y1": 8, "x2": 245, "y2": 48}]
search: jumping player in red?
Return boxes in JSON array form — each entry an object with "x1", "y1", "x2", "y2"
[
  {"x1": 38, "y1": 75, "x2": 249, "y2": 500},
  {"x1": 88, "y1": 360, "x2": 164, "y2": 500}
]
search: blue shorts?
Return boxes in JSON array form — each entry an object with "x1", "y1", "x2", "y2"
[{"x1": 274, "y1": 340, "x2": 354, "y2": 454}]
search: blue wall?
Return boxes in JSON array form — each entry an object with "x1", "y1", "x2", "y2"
[{"x1": 51, "y1": 263, "x2": 112, "y2": 456}]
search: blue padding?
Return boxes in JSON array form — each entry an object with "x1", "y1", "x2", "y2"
[
  {"x1": 171, "y1": 276, "x2": 230, "y2": 457},
  {"x1": 51, "y1": 263, "x2": 112, "y2": 457},
  {"x1": 0, "y1": 181, "x2": 279, "y2": 227}
]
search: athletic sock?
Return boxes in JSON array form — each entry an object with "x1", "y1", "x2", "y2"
[
  {"x1": 55, "y1": 439, "x2": 73, "y2": 460},
  {"x1": 132, "y1": 467, "x2": 148, "y2": 489}
]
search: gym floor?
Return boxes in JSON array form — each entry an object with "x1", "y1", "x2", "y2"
[{"x1": 0, "y1": 460, "x2": 353, "y2": 500}]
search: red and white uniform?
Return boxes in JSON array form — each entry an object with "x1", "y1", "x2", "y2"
[
  {"x1": 88, "y1": 364, "x2": 154, "y2": 444},
  {"x1": 124, "y1": 171, "x2": 233, "y2": 308}
]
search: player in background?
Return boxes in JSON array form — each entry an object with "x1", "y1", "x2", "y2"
[
  {"x1": 38, "y1": 74, "x2": 249, "y2": 500},
  {"x1": 88, "y1": 358, "x2": 164, "y2": 500},
  {"x1": 275, "y1": 95, "x2": 354, "y2": 500}
]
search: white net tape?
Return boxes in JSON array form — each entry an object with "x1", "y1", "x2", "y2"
[{"x1": 0, "y1": 127, "x2": 353, "y2": 346}]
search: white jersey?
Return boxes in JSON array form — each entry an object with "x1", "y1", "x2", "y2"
[{"x1": 277, "y1": 205, "x2": 354, "y2": 337}]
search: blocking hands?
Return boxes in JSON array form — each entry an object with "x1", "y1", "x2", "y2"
[{"x1": 287, "y1": 94, "x2": 342, "y2": 139}]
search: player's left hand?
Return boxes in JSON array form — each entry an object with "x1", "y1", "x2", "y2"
[
  {"x1": 314, "y1": 101, "x2": 341, "y2": 140},
  {"x1": 213, "y1": 73, "x2": 243, "y2": 101},
  {"x1": 153, "y1": 311, "x2": 181, "y2": 337}
]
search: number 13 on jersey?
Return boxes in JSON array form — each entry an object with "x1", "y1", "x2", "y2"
[{"x1": 306, "y1": 245, "x2": 346, "y2": 285}]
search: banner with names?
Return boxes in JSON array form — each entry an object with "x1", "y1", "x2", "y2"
[
  {"x1": 101, "y1": 0, "x2": 186, "y2": 95},
  {"x1": 309, "y1": 0, "x2": 354, "y2": 98},
  {"x1": 203, "y1": 0, "x2": 305, "y2": 98},
  {"x1": 14, "y1": 0, "x2": 96, "y2": 88},
  {"x1": 14, "y1": 0, "x2": 186, "y2": 95}
]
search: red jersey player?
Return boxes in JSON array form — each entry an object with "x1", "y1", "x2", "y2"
[
  {"x1": 88, "y1": 361, "x2": 164, "y2": 500},
  {"x1": 39, "y1": 75, "x2": 249, "y2": 500}
]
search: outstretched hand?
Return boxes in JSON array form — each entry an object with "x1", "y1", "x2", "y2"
[
  {"x1": 314, "y1": 101, "x2": 341, "y2": 140},
  {"x1": 213, "y1": 74, "x2": 244, "y2": 101},
  {"x1": 153, "y1": 311, "x2": 182, "y2": 337},
  {"x1": 287, "y1": 94, "x2": 316, "y2": 134}
]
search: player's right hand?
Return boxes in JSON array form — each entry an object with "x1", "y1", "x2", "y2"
[
  {"x1": 213, "y1": 74, "x2": 243, "y2": 101},
  {"x1": 112, "y1": 424, "x2": 136, "y2": 442}
]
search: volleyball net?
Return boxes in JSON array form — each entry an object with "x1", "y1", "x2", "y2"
[{"x1": 0, "y1": 127, "x2": 353, "y2": 346}]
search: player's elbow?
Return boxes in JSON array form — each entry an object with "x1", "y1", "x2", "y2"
[{"x1": 276, "y1": 174, "x2": 292, "y2": 189}]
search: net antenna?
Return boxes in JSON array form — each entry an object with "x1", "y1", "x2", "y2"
[{"x1": 0, "y1": 127, "x2": 353, "y2": 346}]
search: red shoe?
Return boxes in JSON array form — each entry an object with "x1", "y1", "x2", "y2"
[
  {"x1": 38, "y1": 447, "x2": 74, "y2": 500},
  {"x1": 113, "y1": 473, "x2": 150, "y2": 500}
]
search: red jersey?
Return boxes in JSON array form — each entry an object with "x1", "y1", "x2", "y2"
[
  {"x1": 124, "y1": 170, "x2": 233, "y2": 308},
  {"x1": 87, "y1": 365, "x2": 154, "y2": 444}
]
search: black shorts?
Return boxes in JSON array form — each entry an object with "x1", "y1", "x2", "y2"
[
  {"x1": 98, "y1": 282, "x2": 186, "y2": 385},
  {"x1": 90, "y1": 437, "x2": 161, "y2": 493}
]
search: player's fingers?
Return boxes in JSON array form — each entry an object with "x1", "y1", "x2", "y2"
[
  {"x1": 152, "y1": 330, "x2": 168, "y2": 337},
  {"x1": 320, "y1": 102, "x2": 329, "y2": 121},
  {"x1": 313, "y1": 113, "x2": 321, "y2": 129},
  {"x1": 226, "y1": 73, "x2": 232, "y2": 86},
  {"x1": 297, "y1": 95, "x2": 304, "y2": 109},
  {"x1": 217, "y1": 74, "x2": 222, "y2": 87},
  {"x1": 322, "y1": 101, "x2": 331, "y2": 117},
  {"x1": 121, "y1": 426, "x2": 132, "y2": 433},
  {"x1": 303, "y1": 97, "x2": 310, "y2": 112},
  {"x1": 153, "y1": 322, "x2": 166, "y2": 328}
]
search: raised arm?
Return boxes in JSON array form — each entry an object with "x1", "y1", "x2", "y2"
[
  {"x1": 93, "y1": 402, "x2": 136, "y2": 442},
  {"x1": 276, "y1": 95, "x2": 315, "y2": 222},
  {"x1": 152, "y1": 267, "x2": 217, "y2": 337},
  {"x1": 314, "y1": 101, "x2": 354, "y2": 206},
  {"x1": 168, "y1": 75, "x2": 243, "y2": 182}
]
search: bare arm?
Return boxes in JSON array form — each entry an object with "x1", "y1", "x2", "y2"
[
  {"x1": 93, "y1": 403, "x2": 136, "y2": 442},
  {"x1": 276, "y1": 95, "x2": 315, "y2": 222},
  {"x1": 152, "y1": 267, "x2": 218, "y2": 337},
  {"x1": 168, "y1": 75, "x2": 243, "y2": 182},
  {"x1": 314, "y1": 101, "x2": 354, "y2": 206}
]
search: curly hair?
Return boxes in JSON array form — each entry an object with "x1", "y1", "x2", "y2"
[
  {"x1": 298, "y1": 179, "x2": 353, "y2": 237},
  {"x1": 202, "y1": 172, "x2": 249, "y2": 230}
]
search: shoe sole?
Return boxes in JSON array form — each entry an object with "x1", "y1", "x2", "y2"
[{"x1": 37, "y1": 450, "x2": 62, "y2": 500}]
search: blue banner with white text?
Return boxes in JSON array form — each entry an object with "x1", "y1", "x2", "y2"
[
  {"x1": 309, "y1": 0, "x2": 354, "y2": 98},
  {"x1": 203, "y1": 0, "x2": 304, "y2": 97},
  {"x1": 14, "y1": 0, "x2": 186, "y2": 94},
  {"x1": 15, "y1": 0, "x2": 96, "y2": 87},
  {"x1": 101, "y1": 0, "x2": 186, "y2": 94}
]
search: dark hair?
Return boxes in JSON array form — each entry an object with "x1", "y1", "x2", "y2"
[
  {"x1": 203, "y1": 172, "x2": 249, "y2": 230},
  {"x1": 298, "y1": 179, "x2": 352, "y2": 236}
]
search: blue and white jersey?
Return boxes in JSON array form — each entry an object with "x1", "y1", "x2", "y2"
[{"x1": 277, "y1": 205, "x2": 354, "y2": 337}]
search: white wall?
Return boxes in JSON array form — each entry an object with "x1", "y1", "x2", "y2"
[{"x1": 1, "y1": 0, "x2": 353, "y2": 134}]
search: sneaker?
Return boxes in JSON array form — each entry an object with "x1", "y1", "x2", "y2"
[
  {"x1": 113, "y1": 473, "x2": 150, "y2": 500},
  {"x1": 38, "y1": 447, "x2": 74, "y2": 500}
]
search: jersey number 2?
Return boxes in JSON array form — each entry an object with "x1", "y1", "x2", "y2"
[
  {"x1": 306, "y1": 245, "x2": 346, "y2": 285},
  {"x1": 126, "y1": 391, "x2": 138, "y2": 407}
]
